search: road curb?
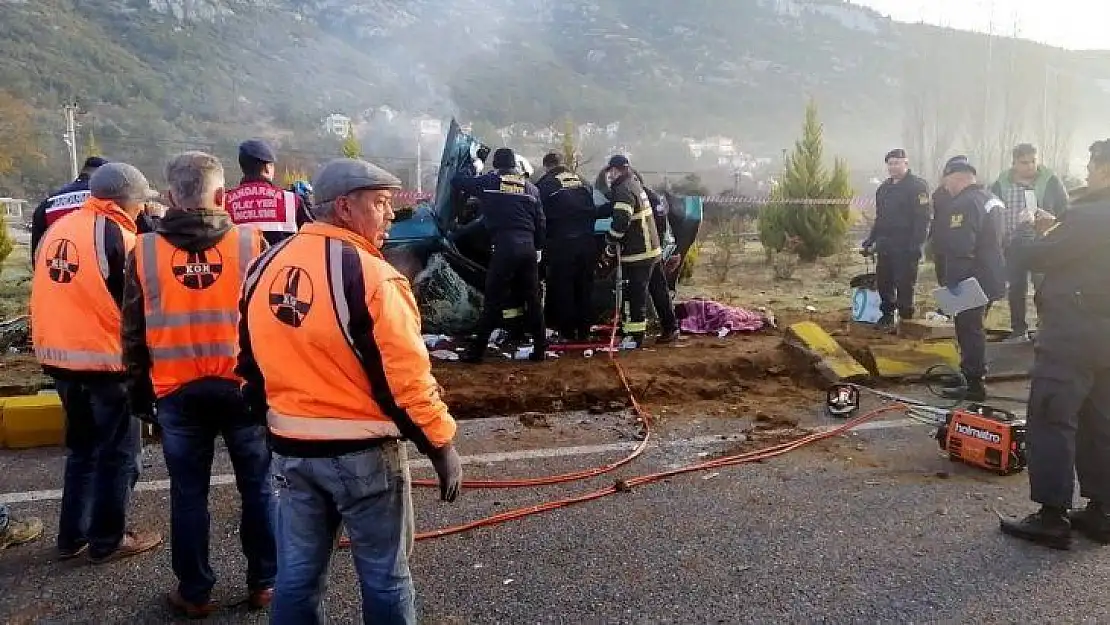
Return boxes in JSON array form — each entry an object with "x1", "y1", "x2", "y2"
[{"x1": 0, "y1": 392, "x2": 64, "y2": 449}]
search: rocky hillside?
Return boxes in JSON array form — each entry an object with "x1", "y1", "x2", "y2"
[{"x1": 1, "y1": 0, "x2": 1108, "y2": 194}]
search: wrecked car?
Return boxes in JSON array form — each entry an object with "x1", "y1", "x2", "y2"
[{"x1": 381, "y1": 119, "x2": 703, "y2": 336}]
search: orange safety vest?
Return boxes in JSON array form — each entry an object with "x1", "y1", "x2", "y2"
[
  {"x1": 31, "y1": 199, "x2": 138, "y2": 372},
  {"x1": 242, "y1": 222, "x2": 456, "y2": 447},
  {"x1": 134, "y1": 226, "x2": 263, "y2": 398}
]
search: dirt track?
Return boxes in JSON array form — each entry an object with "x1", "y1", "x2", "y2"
[{"x1": 434, "y1": 331, "x2": 825, "y2": 421}]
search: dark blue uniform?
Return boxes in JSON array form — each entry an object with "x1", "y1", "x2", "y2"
[
  {"x1": 535, "y1": 166, "x2": 597, "y2": 340},
  {"x1": 929, "y1": 184, "x2": 1006, "y2": 383},
  {"x1": 866, "y1": 172, "x2": 931, "y2": 319},
  {"x1": 1013, "y1": 187, "x2": 1110, "y2": 510},
  {"x1": 451, "y1": 169, "x2": 546, "y2": 361}
]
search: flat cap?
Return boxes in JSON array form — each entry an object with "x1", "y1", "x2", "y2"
[
  {"x1": 313, "y1": 158, "x2": 403, "y2": 205},
  {"x1": 239, "y1": 139, "x2": 276, "y2": 163},
  {"x1": 89, "y1": 162, "x2": 157, "y2": 203},
  {"x1": 607, "y1": 154, "x2": 631, "y2": 169},
  {"x1": 942, "y1": 155, "x2": 976, "y2": 177},
  {"x1": 83, "y1": 156, "x2": 108, "y2": 169},
  {"x1": 884, "y1": 148, "x2": 906, "y2": 162}
]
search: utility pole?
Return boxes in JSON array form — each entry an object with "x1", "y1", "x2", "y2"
[
  {"x1": 63, "y1": 102, "x2": 80, "y2": 180},
  {"x1": 415, "y1": 128, "x2": 423, "y2": 195}
]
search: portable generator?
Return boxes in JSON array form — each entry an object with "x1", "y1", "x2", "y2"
[
  {"x1": 935, "y1": 404, "x2": 1027, "y2": 475},
  {"x1": 824, "y1": 379, "x2": 1028, "y2": 476}
]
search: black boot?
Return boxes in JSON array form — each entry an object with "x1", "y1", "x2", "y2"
[
  {"x1": 460, "y1": 342, "x2": 486, "y2": 364},
  {"x1": 1000, "y1": 506, "x2": 1072, "y2": 550},
  {"x1": 940, "y1": 376, "x2": 987, "y2": 402},
  {"x1": 1069, "y1": 501, "x2": 1110, "y2": 545},
  {"x1": 656, "y1": 328, "x2": 680, "y2": 344},
  {"x1": 528, "y1": 343, "x2": 547, "y2": 362},
  {"x1": 876, "y1": 313, "x2": 896, "y2": 330}
]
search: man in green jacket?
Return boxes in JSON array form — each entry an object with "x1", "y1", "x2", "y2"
[{"x1": 990, "y1": 143, "x2": 1069, "y2": 342}]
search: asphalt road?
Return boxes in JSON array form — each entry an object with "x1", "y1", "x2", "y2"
[{"x1": 3, "y1": 386, "x2": 1109, "y2": 624}]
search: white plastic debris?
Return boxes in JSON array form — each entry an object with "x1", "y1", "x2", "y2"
[
  {"x1": 716, "y1": 327, "x2": 730, "y2": 338},
  {"x1": 430, "y1": 349, "x2": 459, "y2": 361},
  {"x1": 422, "y1": 334, "x2": 449, "y2": 349},
  {"x1": 583, "y1": 349, "x2": 594, "y2": 358},
  {"x1": 805, "y1": 305, "x2": 818, "y2": 313}
]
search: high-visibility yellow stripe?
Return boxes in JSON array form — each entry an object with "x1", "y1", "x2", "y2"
[
  {"x1": 501, "y1": 307, "x2": 524, "y2": 319},
  {"x1": 613, "y1": 202, "x2": 634, "y2": 214},
  {"x1": 268, "y1": 410, "x2": 402, "y2": 441},
  {"x1": 622, "y1": 321, "x2": 648, "y2": 333}
]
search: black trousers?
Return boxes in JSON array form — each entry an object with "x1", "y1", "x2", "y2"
[
  {"x1": 623, "y1": 259, "x2": 677, "y2": 338},
  {"x1": 875, "y1": 249, "x2": 920, "y2": 317},
  {"x1": 954, "y1": 304, "x2": 987, "y2": 380},
  {"x1": 545, "y1": 236, "x2": 596, "y2": 340},
  {"x1": 473, "y1": 246, "x2": 545, "y2": 350},
  {"x1": 1026, "y1": 355, "x2": 1110, "y2": 508}
]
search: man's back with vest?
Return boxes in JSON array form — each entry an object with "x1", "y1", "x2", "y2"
[{"x1": 121, "y1": 151, "x2": 273, "y2": 614}]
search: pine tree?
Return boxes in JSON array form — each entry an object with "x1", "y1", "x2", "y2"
[
  {"x1": 83, "y1": 128, "x2": 102, "y2": 159},
  {"x1": 341, "y1": 127, "x2": 361, "y2": 159},
  {"x1": 758, "y1": 99, "x2": 854, "y2": 262}
]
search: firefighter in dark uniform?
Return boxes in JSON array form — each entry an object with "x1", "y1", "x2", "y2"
[
  {"x1": 451, "y1": 148, "x2": 547, "y2": 362},
  {"x1": 535, "y1": 153, "x2": 597, "y2": 341},
  {"x1": 999, "y1": 139, "x2": 1110, "y2": 550},
  {"x1": 601, "y1": 155, "x2": 678, "y2": 347},
  {"x1": 929, "y1": 156, "x2": 1006, "y2": 402},
  {"x1": 862, "y1": 149, "x2": 931, "y2": 328}
]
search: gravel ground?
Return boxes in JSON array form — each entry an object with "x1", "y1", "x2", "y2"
[{"x1": 4, "y1": 382, "x2": 1108, "y2": 624}]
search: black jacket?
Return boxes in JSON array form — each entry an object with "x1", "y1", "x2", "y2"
[
  {"x1": 867, "y1": 172, "x2": 931, "y2": 253},
  {"x1": 928, "y1": 184, "x2": 1006, "y2": 300},
  {"x1": 31, "y1": 177, "x2": 90, "y2": 255},
  {"x1": 534, "y1": 166, "x2": 596, "y2": 241},
  {"x1": 1014, "y1": 187, "x2": 1110, "y2": 368},
  {"x1": 605, "y1": 173, "x2": 661, "y2": 266},
  {"x1": 451, "y1": 169, "x2": 545, "y2": 250},
  {"x1": 121, "y1": 208, "x2": 264, "y2": 413}
]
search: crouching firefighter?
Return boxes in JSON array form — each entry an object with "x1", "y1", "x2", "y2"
[
  {"x1": 600, "y1": 155, "x2": 678, "y2": 347},
  {"x1": 121, "y1": 152, "x2": 275, "y2": 616},
  {"x1": 536, "y1": 152, "x2": 598, "y2": 341},
  {"x1": 452, "y1": 148, "x2": 547, "y2": 362}
]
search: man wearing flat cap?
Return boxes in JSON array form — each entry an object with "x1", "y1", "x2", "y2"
[
  {"x1": 31, "y1": 162, "x2": 164, "y2": 564},
  {"x1": 226, "y1": 139, "x2": 313, "y2": 245},
  {"x1": 237, "y1": 157, "x2": 460, "y2": 624},
  {"x1": 862, "y1": 149, "x2": 932, "y2": 329},
  {"x1": 929, "y1": 155, "x2": 1006, "y2": 402},
  {"x1": 999, "y1": 139, "x2": 1110, "y2": 550},
  {"x1": 450, "y1": 147, "x2": 547, "y2": 363}
]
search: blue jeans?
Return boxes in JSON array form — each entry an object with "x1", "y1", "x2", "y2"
[
  {"x1": 158, "y1": 379, "x2": 275, "y2": 603},
  {"x1": 54, "y1": 378, "x2": 140, "y2": 558},
  {"x1": 271, "y1": 442, "x2": 415, "y2": 625}
]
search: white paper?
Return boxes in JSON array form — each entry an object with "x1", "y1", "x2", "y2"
[{"x1": 932, "y1": 277, "x2": 989, "y2": 316}]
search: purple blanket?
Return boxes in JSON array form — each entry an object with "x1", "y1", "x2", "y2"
[{"x1": 677, "y1": 299, "x2": 765, "y2": 334}]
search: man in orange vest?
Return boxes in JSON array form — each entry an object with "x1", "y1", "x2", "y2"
[
  {"x1": 30, "y1": 162, "x2": 164, "y2": 564},
  {"x1": 238, "y1": 157, "x2": 461, "y2": 625},
  {"x1": 225, "y1": 139, "x2": 312, "y2": 245},
  {"x1": 121, "y1": 151, "x2": 274, "y2": 617}
]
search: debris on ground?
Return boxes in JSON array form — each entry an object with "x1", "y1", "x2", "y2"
[
  {"x1": 412, "y1": 253, "x2": 483, "y2": 335},
  {"x1": 675, "y1": 299, "x2": 768, "y2": 335}
]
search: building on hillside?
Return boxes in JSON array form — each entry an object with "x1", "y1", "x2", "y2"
[{"x1": 322, "y1": 113, "x2": 353, "y2": 137}]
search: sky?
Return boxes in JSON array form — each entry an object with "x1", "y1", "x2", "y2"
[{"x1": 850, "y1": 0, "x2": 1110, "y2": 50}]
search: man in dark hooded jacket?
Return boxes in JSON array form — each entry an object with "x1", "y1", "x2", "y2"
[
  {"x1": 121, "y1": 152, "x2": 275, "y2": 616},
  {"x1": 31, "y1": 156, "x2": 107, "y2": 255},
  {"x1": 535, "y1": 152, "x2": 597, "y2": 341}
]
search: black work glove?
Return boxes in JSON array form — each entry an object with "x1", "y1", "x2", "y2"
[{"x1": 427, "y1": 443, "x2": 462, "y2": 502}]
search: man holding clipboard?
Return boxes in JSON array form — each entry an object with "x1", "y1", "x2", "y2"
[{"x1": 929, "y1": 156, "x2": 1007, "y2": 402}]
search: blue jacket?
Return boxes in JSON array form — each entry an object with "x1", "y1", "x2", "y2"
[{"x1": 451, "y1": 169, "x2": 545, "y2": 250}]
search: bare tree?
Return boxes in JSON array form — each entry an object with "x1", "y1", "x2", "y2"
[{"x1": 901, "y1": 39, "x2": 969, "y2": 181}]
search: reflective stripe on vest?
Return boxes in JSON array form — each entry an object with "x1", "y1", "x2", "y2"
[
  {"x1": 136, "y1": 227, "x2": 260, "y2": 397},
  {"x1": 226, "y1": 182, "x2": 298, "y2": 233},
  {"x1": 31, "y1": 211, "x2": 132, "y2": 372},
  {"x1": 43, "y1": 190, "x2": 91, "y2": 226},
  {"x1": 267, "y1": 409, "x2": 402, "y2": 441}
]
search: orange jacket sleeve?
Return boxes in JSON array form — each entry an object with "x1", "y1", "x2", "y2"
[{"x1": 366, "y1": 275, "x2": 457, "y2": 449}]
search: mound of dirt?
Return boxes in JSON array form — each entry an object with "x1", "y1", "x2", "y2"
[{"x1": 434, "y1": 334, "x2": 824, "y2": 419}]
